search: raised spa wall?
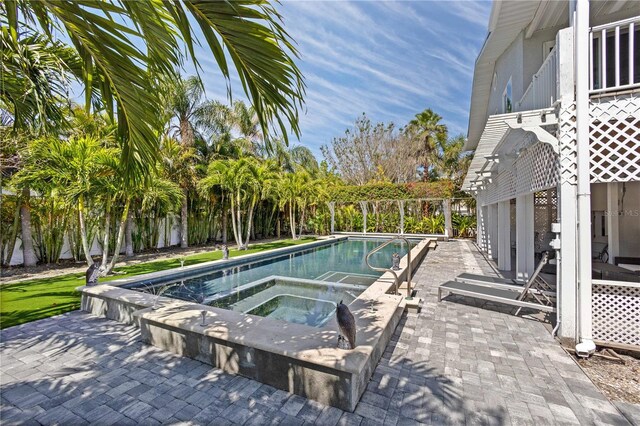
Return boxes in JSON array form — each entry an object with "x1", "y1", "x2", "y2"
[{"x1": 80, "y1": 237, "x2": 436, "y2": 411}]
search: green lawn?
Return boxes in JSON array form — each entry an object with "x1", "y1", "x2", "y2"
[{"x1": 0, "y1": 238, "x2": 316, "y2": 329}]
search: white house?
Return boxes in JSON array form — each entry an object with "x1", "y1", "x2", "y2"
[{"x1": 463, "y1": 0, "x2": 639, "y2": 351}]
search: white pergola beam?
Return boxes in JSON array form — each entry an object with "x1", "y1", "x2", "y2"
[{"x1": 505, "y1": 109, "x2": 559, "y2": 153}]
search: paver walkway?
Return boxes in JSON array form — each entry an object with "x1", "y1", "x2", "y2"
[{"x1": 1, "y1": 240, "x2": 635, "y2": 425}]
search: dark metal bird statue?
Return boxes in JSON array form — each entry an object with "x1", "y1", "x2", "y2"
[
  {"x1": 86, "y1": 262, "x2": 100, "y2": 286},
  {"x1": 336, "y1": 300, "x2": 356, "y2": 349}
]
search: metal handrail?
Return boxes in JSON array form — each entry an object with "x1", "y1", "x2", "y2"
[{"x1": 365, "y1": 236, "x2": 413, "y2": 299}]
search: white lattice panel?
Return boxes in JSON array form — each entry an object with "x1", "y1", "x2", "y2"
[
  {"x1": 478, "y1": 142, "x2": 558, "y2": 206},
  {"x1": 558, "y1": 102, "x2": 578, "y2": 185},
  {"x1": 497, "y1": 170, "x2": 515, "y2": 203},
  {"x1": 592, "y1": 282, "x2": 640, "y2": 347},
  {"x1": 514, "y1": 142, "x2": 559, "y2": 195},
  {"x1": 481, "y1": 170, "x2": 515, "y2": 206},
  {"x1": 590, "y1": 96, "x2": 640, "y2": 183},
  {"x1": 534, "y1": 189, "x2": 557, "y2": 234}
]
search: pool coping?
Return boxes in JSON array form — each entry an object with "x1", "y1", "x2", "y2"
[{"x1": 79, "y1": 236, "x2": 434, "y2": 411}]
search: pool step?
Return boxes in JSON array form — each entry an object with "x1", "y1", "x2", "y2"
[
  {"x1": 397, "y1": 281, "x2": 422, "y2": 313},
  {"x1": 401, "y1": 297, "x2": 422, "y2": 313}
]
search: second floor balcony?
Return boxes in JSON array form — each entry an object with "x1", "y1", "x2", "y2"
[{"x1": 515, "y1": 16, "x2": 639, "y2": 113}]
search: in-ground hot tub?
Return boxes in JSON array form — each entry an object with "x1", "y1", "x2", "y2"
[
  {"x1": 246, "y1": 294, "x2": 336, "y2": 327},
  {"x1": 80, "y1": 236, "x2": 435, "y2": 410}
]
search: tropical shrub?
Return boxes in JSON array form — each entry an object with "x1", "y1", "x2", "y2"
[
  {"x1": 452, "y1": 213, "x2": 477, "y2": 238},
  {"x1": 329, "y1": 181, "x2": 454, "y2": 203}
]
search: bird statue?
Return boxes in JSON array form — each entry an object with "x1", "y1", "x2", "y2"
[
  {"x1": 336, "y1": 300, "x2": 356, "y2": 349},
  {"x1": 86, "y1": 262, "x2": 100, "y2": 286}
]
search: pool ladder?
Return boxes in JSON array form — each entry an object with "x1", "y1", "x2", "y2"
[{"x1": 365, "y1": 236, "x2": 413, "y2": 299}]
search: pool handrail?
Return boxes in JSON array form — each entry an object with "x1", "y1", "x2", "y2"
[{"x1": 365, "y1": 236, "x2": 413, "y2": 298}]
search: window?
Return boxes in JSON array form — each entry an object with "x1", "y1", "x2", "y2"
[{"x1": 502, "y1": 77, "x2": 512, "y2": 113}]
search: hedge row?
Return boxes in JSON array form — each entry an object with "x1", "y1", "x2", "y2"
[{"x1": 328, "y1": 180, "x2": 455, "y2": 202}]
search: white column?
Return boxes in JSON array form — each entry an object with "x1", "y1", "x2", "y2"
[
  {"x1": 556, "y1": 27, "x2": 578, "y2": 344},
  {"x1": 487, "y1": 204, "x2": 499, "y2": 259},
  {"x1": 328, "y1": 202, "x2": 336, "y2": 234},
  {"x1": 398, "y1": 200, "x2": 405, "y2": 234},
  {"x1": 476, "y1": 195, "x2": 485, "y2": 250},
  {"x1": 443, "y1": 199, "x2": 453, "y2": 241},
  {"x1": 606, "y1": 183, "x2": 619, "y2": 264},
  {"x1": 574, "y1": 0, "x2": 593, "y2": 343},
  {"x1": 516, "y1": 194, "x2": 535, "y2": 280},
  {"x1": 558, "y1": 182, "x2": 578, "y2": 342},
  {"x1": 479, "y1": 205, "x2": 489, "y2": 252},
  {"x1": 359, "y1": 201, "x2": 368, "y2": 234},
  {"x1": 497, "y1": 200, "x2": 512, "y2": 270}
]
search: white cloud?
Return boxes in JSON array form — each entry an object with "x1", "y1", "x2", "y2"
[{"x1": 185, "y1": 0, "x2": 490, "y2": 157}]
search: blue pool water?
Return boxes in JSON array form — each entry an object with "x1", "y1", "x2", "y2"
[{"x1": 133, "y1": 238, "x2": 415, "y2": 327}]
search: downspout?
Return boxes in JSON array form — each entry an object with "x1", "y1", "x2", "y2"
[{"x1": 572, "y1": 0, "x2": 595, "y2": 356}]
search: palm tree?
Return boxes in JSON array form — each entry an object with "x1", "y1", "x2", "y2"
[
  {"x1": 433, "y1": 135, "x2": 473, "y2": 187},
  {"x1": 163, "y1": 76, "x2": 208, "y2": 249},
  {"x1": 44, "y1": 136, "x2": 116, "y2": 266},
  {"x1": 164, "y1": 76, "x2": 204, "y2": 149},
  {"x1": 232, "y1": 101, "x2": 263, "y2": 156},
  {"x1": 276, "y1": 170, "x2": 311, "y2": 240},
  {"x1": 267, "y1": 139, "x2": 318, "y2": 174},
  {"x1": 407, "y1": 109, "x2": 448, "y2": 180},
  {"x1": 242, "y1": 159, "x2": 277, "y2": 247},
  {"x1": 199, "y1": 158, "x2": 259, "y2": 249},
  {"x1": 5, "y1": 0, "x2": 305, "y2": 174},
  {"x1": 297, "y1": 175, "x2": 325, "y2": 237},
  {"x1": 1, "y1": 30, "x2": 81, "y2": 134},
  {"x1": 9, "y1": 137, "x2": 82, "y2": 265},
  {"x1": 158, "y1": 134, "x2": 199, "y2": 248},
  {"x1": 2, "y1": 30, "x2": 81, "y2": 266},
  {"x1": 127, "y1": 172, "x2": 183, "y2": 257}
]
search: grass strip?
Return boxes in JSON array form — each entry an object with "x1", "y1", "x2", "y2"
[{"x1": 0, "y1": 238, "x2": 316, "y2": 329}]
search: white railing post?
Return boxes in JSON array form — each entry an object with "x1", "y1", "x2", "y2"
[
  {"x1": 589, "y1": 31, "x2": 594, "y2": 89},
  {"x1": 630, "y1": 22, "x2": 635, "y2": 85},
  {"x1": 590, "y1": 16, "x2": 640, "y2": 94},
  {"x1": 515, "y1": 47, "x2": 558, "y2": 111},
  {"x1": 601, "y1": 29, "x2": 607, "y2": 89},
  {"x1": 615, "y1": 25, "x2": 620, "y2": 88}
]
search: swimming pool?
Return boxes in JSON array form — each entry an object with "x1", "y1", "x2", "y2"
[
  {"x1": 81, "y1": 235, "x2": 435, "y2": 411},
  {"x1": 127, "y1": 238, "x2": 414, "y2": 327}
]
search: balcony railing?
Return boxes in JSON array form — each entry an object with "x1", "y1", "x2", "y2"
[
  {"x1": 515, "y1": 46, "x2": 557, "y2": 112},
  {"x1": 590, "y1": 16, "x2": 640, "y2": 94}
]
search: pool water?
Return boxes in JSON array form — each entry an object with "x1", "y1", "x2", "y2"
[
  {"x1": 247, "y1": 295, "x2": 336, "y2": 327},
  {"x1": 135, "y1": 238, "x2": 414, "y2": 327}
]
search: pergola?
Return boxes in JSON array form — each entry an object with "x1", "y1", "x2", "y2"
[{"x1": 326, "y1": 181, "x2": 462, "y2": 235}]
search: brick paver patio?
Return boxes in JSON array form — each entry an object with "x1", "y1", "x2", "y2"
[{"x1": 1, "y1": 240, "x2": 636, "y2": 425}]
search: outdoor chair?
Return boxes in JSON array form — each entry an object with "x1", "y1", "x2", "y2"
[
  {"x1": 438, "y1": 252, "x2": 556, "y2": 314},
  {"x1": 455, "y1": 252, "x2": 552, "y2": 288}
]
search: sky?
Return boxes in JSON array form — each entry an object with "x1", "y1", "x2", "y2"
[{"x1": 183, "y1": 1, "x2": 492, "y2": 158}]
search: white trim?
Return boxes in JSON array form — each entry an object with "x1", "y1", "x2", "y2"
[{"x1": 592, "y1": 279, "x2": 640, "y2": 289}]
